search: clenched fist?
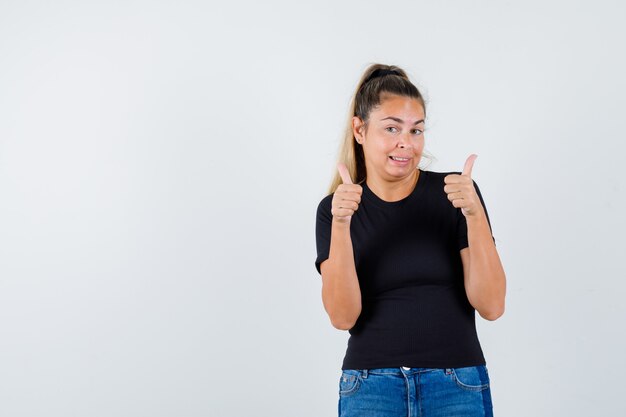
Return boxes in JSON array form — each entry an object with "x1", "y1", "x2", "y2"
[
  {"x1": 332, "y1": 163, "x2": 363, "y2": 224},
  {"x1": 443, "y1": 154, "x2": 483, "y2": 217}
]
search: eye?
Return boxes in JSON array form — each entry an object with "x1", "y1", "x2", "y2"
[
  {"x1": 385, "y1": 126, "x2": 398, "y2": 133},
  {"x1": 411, "y1": 129, "x2": 424, "y2": 135}
]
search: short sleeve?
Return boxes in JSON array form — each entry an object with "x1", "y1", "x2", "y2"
[
  {"x1": 457, "y1": 179, "x2": 496, "y2": 250},
  {"x1": 314, "y1": 195, "x2": 333, "y2": 275}
]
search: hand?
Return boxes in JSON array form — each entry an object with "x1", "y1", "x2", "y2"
[
  {"x1": 444, "y1": 154, "x2": 483, "y2": 217},
  {"x1": 332, "y1": 163, "x2": 363, "y2": 223}
]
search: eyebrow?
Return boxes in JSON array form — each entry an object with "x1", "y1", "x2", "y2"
[{"x1": 380, "y1": 116, "x2": 425, "y2": 125}]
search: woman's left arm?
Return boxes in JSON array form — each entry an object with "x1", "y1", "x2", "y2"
[
  {"x1": 445, "y1": 154, "x2": 506, "y2": 321},
  {"x1": 459, "y1": 211, "x2": 506, "y2": 321}
]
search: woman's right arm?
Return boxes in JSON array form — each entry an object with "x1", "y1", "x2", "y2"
[
  {"x1": 320, "y1": 163, "x2": 363, "y2": 331},
  {"x1": 320, "y1": 218, "x2": 362, "y2": 330}
]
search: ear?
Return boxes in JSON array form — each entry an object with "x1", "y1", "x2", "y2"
[{"x1": 352, "y1": 116, "x2": 365, "y2": 143}]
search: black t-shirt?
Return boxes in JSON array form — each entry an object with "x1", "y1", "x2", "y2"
[{"x1": 314, "y1": 169, "x2": 495, "y2": 370}]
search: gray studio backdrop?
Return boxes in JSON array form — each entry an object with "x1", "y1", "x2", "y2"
[{"x1": 1, "y1": 1, "x2": 624, "y2": 416}]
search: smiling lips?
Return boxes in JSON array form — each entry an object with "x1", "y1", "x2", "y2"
[{"x1": 389, "y1": 155, "x2": 412, "y2": 166}]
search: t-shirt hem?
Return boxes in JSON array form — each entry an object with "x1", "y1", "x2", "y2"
[{"x1": 341, "y1": 357, "x2": 486, "y2": 370}]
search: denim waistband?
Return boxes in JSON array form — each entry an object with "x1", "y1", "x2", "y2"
[{"x1": 343, "y1": 367, "x2": 456, "y2": 378}]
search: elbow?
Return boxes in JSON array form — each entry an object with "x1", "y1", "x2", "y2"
[
  {"x1": 480, "y1": 305, "x2": 505, "y2": 321},
  {"x1": 331, "y1": 318, "x2": 356, "y2": 331},
  {"x1": 321, "y1": 283, "x2": 362, "y2": 331},
  {"x1": 329, "y1": 309, "x2": 361, "y2": 331}
]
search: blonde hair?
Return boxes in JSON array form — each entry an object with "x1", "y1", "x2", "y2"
[{"x1": 326, "y1": 63, "x2": 433, "y2": 195}]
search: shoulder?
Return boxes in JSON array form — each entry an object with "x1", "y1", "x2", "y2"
[
  {"x1": 425, "y1": 169, "x2": 479, "y2": 187},
  {"x1": 317, "y1": 193, "x2": 333, "y2": 208},
  {"x1": 420, "y1": 170, "x2": 468, "y2": 193},
  {"x1": 316, "y1": 193, "x2": 334, "y2": 217},
  {"x1": 424, "y1": 169, "x2": 463, "y2": 181}
]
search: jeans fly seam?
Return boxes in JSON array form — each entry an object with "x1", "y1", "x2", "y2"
[{"x1": 401, "y1": 370, "x2": 411, "y2": 417}]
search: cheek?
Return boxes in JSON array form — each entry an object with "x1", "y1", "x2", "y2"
[
  {"x1": 415, "y1": 137, "x2": 425, "y2": 151},
  {"x1": 371, "y1": 140, "x2": 393, "y2": 154}
]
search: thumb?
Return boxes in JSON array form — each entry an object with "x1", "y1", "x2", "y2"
[
  {"x1": 337, "y1": 162, "x2": 354, "y2": 185},
  {"x1": 462, "y1": 154, "x2": 477, "y2": 177}
]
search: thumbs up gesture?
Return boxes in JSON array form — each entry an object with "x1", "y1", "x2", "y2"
[
  {"x1": 332, "y1": 163, "x2": 363, "y2": 223},
  {"x1": 444, "y1": 154, "x2": 483, "y2": 217}
]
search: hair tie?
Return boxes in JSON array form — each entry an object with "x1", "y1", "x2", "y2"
[
  {"x1": 366, "y1": 69, "x2": 399, "y2": 83},
  {"x1": 376, "y1": 69, "x2": 399, "y2": 77}
]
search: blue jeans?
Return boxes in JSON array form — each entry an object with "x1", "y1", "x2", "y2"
[{"x1": 338, "y1": 366, "x2": 493, "y2": 417}]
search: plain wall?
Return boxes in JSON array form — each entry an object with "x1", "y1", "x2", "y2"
[{"x1": 1, "y1": 0, "x2": 624, "y2": 416}]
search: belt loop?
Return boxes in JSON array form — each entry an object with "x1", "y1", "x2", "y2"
[{"x1": 361, "y1": 369, "x2": 368, "y2": 379}]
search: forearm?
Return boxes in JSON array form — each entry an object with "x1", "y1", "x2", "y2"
[
  {"x1": 465, "y1": 209, "x2": 506, "y2": 320},
  {"x1": 321, "y1": 219, "x2": 362, "y2": 330}
]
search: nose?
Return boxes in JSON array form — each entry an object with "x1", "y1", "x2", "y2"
[{"x1": 398, "y1": 134, "x2": 412, "y2": 149}]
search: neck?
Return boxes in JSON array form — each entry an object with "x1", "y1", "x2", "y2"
[{"x1": 366, "y1": 169, "x2": 420, "y2": 202}]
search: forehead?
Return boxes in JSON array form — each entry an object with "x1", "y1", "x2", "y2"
[{"x1": 372, "y1": 94, "x2": 424, "y2": 120}]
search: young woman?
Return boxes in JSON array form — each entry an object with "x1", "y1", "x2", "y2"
[{"x1": 314, "y1": 64, "x2": 506, "y2": 417}]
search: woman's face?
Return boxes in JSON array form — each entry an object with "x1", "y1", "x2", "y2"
[{"x1": 353, "y1": 94, "x2": 425, "y2": 183}]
